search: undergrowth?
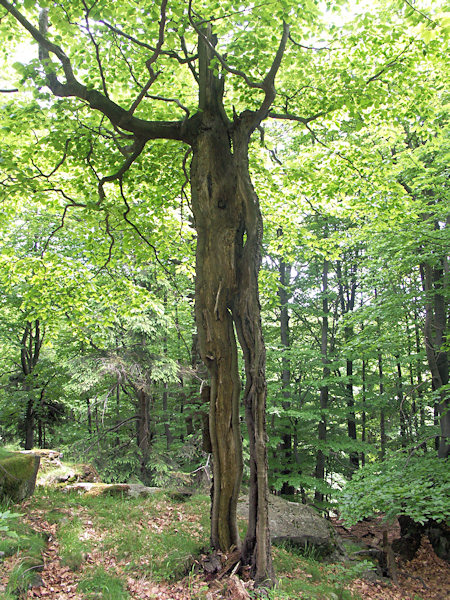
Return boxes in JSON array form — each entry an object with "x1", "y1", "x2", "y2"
[
  {"x1": 1, "y1": 485, "x2": 371, "y2": 599},
  {"x1": 0, "y1": 501, "x2": 46, "y2": 599}
]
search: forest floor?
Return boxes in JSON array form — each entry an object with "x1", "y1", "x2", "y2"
[{"x1": 0, "y1": 486, "x2": 448, "y2": 600}]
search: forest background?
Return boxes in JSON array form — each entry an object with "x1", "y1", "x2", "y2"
[{"x1": 0, "y1": 0, "x2": 448, "y2": 582}]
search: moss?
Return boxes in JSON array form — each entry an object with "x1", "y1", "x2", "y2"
[
  {"x1": 0, "y1": 452, "x2": 40, "y2": 502},
  {"x1": 84, "y1": 483, "x2": 130, "y2": 497}
]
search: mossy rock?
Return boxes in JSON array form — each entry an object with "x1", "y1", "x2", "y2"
[
  {"x1": 64, "y1": 482, "x2": 160, "y2": 497},
  {"x1": 0, "y1": 451, "x2": 40, "y2": 503}
]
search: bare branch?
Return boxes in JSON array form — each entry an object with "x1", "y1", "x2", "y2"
[
  {"x1": 30, "y1": 138, "x2": 70, "y2": 179},
  {"x1": 0, "y1": 88, "x2": 18, "y2": 93},
  {"x1": 41, "y1": 201, "x2": 84, "y2": 255},
  {"x1": 303, "y1": 121, "x2": 368, "y2": 180},
  {"x1": 92, "y1": 212, "x2": 115, "y2": 276},
  {"x1": 288, "y1": 33, "x2": 330, "y2": 51},
  {"x1": 366, "y1": 40, "x2": 414, "y2": 84},
  {"x1": 120, "y1": 180, "x2": 177, "y2": 285},
  {"x1": 402, "y1": 0, "x2": 438, "y2": 25}
]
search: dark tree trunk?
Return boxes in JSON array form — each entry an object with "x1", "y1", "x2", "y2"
[
  {"x1": 278, "y1": 235, "x2": 294, "y2": 495},
  {"x1": 186, "y1": 24, "x2": 281, "y2": 584},
  {"x1": 422, "y1": 261, "x2": 449, "y2": 458},
  {"x1": 336, "y1": 259, "x2": 358, "y2": 472},
  {"x1": 361, "y1": 356, "x2": 367, "y2": 467},
  {"x1": 25, "y1": 396, "x2": 34, "y2": 450},
  {"x1": 87, "y1": 398, "x2": 92, "y2": 435},
  {"x1": 136, "y1": 389, "x2": 152, "y2": 484},
  {"x1": 315, "y1": 258, "x2": 329, "y2": 504},
  {"x1": 396, "y1": 358, "x2": 408, "y2": 447},
  {"x1": 20, "y1": 320, "x2": 43, "y2": 450}
]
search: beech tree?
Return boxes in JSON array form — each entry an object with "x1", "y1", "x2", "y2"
[
  {"x1": 2, "y1": 0, "x2": 447, "y2": 585},
  {"x1": 0, "y1": 0, "x2": 298, "y2": 582}
]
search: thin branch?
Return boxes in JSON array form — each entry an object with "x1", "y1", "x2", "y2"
[
  {"x1": 304, "y1": 121, "x2": 368, "y2": 179},
  {"x1": 99, "y1": 19, "x2": 198, "y2": 65},
  {"x1": 41, "y1": 203, "x2": 79, "y2": 255},
  {"x1": 0, "y1": 88, "x2": 18, "y2": 92},
  {"x1": 268, "y1": 110, "x2": 327, "y2": 124},
  {"x1": 288, "y1": 33, "x2": 330, "y2": 51},
  {"x1": 127, "y1": 3, "x2": 167, "y2": 117},
  {"x1": 98, "y1": 138, "x2": 146, "y2": 201},
  {"x1": 92, "y1": 212, "x2": 115, "y2": 276},
  {"x1": 366, "y1": 41, "x2": 414, "y2": 84},
  {"x1": 81, "y1": 0, "x2": 109, "y2": 97},
  {"x1": 402, "y1": 0, "x2": 437, "y2": 25},
  {"x1": 146, "y1": 94, "x2": 190, "y2": 119},
  {"x1": 120, "y1": 180, "x2": 171, "y2": 276},
  {"x1": 30, "y1": 138, "x2": 70, "y2": 179}
]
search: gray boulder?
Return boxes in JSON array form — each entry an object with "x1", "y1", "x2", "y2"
[
  {"x1": 0, "y1": 451, "x2": 40, "y2": 502},
  {"x1": 237, "y1": 495, "x2": 343, "y2": 558}
]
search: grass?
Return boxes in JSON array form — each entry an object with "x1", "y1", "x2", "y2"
[
  {"x1": 17, "y1": 486, "x2": 368, "y2": 600},
  {"x1": 59, "y1": 516, "x2": 87, "y2": 570},
  {"x1": 78, "y1": 567, "x2": 129, "y2": 600}
]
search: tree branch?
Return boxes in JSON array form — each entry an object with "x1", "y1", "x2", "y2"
[
  {"x1": 127, "y1": 0, "x2": 167, "y2": 117},
  {"x1": 188, "y1": 0, "x2": 264, "y2": 91},
  {"x1": 0, "y1": 0, "x2": 184, "y2": 141}
]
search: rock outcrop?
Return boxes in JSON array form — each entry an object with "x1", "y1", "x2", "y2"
[
  {"x1": 237, "y1": 495, "x2": 343, "y2": 558},
  {"x1": 0, "y1": 451, "x2": 40, "y2": 502}
]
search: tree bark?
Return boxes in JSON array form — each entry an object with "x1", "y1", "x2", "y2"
[{"x1": 187, "y1": 25, "x2": 277, "y2": 584}]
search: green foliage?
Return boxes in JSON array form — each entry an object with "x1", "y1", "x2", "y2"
[
  {"x1": 338, "y1": 452, "x2": 450, "y2": 525},
  {"x1": 0, "y1": 508, "x2": 21, "y2": 542},
  {"x1": 0, "y1": 502, "x2": 46, "y2": 596}
]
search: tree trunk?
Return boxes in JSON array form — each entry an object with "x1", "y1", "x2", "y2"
[
  {"x1": 278, "y1": 235, "x2": 294, "y2": 495},
  {"x1": 189, "y1": 25, "x2": 275, "y2": 583},
  {"x1": 136, "y1": 389, "x2": 152, "y2": 484},
  {"x1": 422, "y1": 261, "x2": 449, "y2": 458},
  {"x1": 20, "y1": 320, "x2": 43, "y2": 450},
  {"x1": 336, "y1": 259, "x2": 358, "y2": 472},
  {"x1": 315, "y1": 258, "x2": 330, "y2": 504},
  {"x1": 25, "y1": 396, "x2": 34, "y2": 450}
]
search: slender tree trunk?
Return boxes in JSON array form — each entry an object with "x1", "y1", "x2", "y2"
[
  {"x1": 87, "y1": 398, "x2": 92, "y2": 435},
  {"x1": 361, "y1": 356, "x2": 367, "y2": 467},
  {"x1": 422, "y1": 261, "x2": 449, "y2": 458},
  {"x1": 396, "y1": 358, "x2": 408, "y2": 447},
  {"x1": 25, "y1": 396, "x2": 34, "y2": 450},
  {"x1": 378, "y1": 351, "x2": 386, "y2": 459},
  {"x1": 278, "y1": 233, "x2": 294, "y2": 495},
  {"x1": 20, "y1": 320, "x2": 43, "y2": 450},
  {"x1": 336, "y1": 259, "x2": 358, "y2": 471},
  {"x1": 136, "y1": 388, "x2": 152, "y2": 484},
  {"x1": 315, "y1": 258, "x2": 329, "y2": 504}
]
